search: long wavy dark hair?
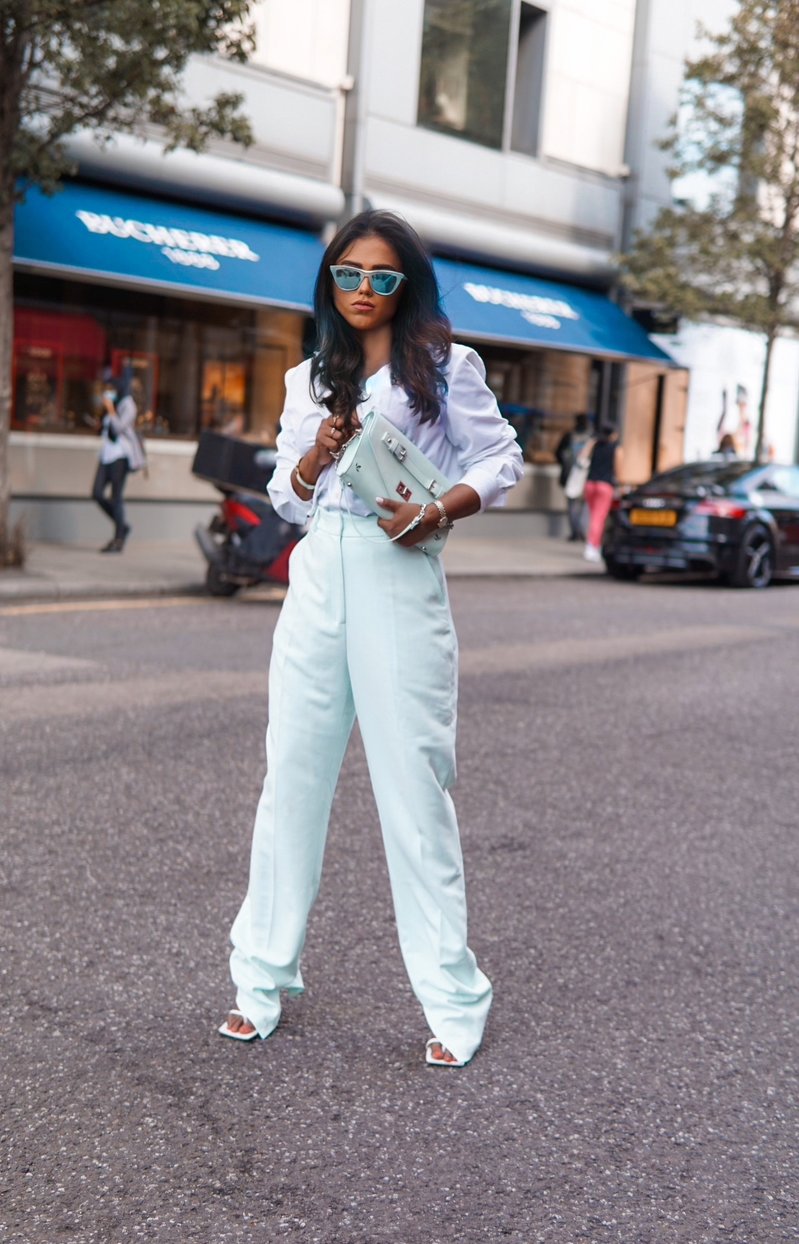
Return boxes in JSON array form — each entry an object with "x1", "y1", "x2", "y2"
[{"x1": 310, "y1": 210, "x2": 451, "y2": 428}]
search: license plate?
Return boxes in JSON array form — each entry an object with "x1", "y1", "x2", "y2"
[{"x1": 629, "y1": 508, "x2": 678, "y2": 528}]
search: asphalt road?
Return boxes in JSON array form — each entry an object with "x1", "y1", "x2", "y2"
[{"x1": 2, "y1": 573, "x2": 798, "y2": 1243}]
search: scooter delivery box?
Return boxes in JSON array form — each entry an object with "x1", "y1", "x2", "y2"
[{"x1": 191, "y1": 430, "x2": 277, "y2": 497}]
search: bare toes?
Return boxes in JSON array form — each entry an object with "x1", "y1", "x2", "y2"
[{"x1": 227, "y1": 1012, "x2": 255, "y2": 1035}]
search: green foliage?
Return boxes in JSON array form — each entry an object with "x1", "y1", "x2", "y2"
[
  {"x1": 621, "y1": 0, "x2": 799, "y2": 338},
  {"x1": 0, "y1": 0, "x2": 255, "y2": 207}
]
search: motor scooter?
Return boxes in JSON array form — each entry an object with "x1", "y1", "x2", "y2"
[{"x1": 191, "y1": 433, "x2": 304, "y2": 596}]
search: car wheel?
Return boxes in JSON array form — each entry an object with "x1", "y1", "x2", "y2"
[
  {"x1": 604, "y1": 556, "x2": 642, "y2": 581},
  {"x1": 206, "y1": 563, "x2": 239, "y2": 596},
  {"x1": 730, "y1": 523, "x2": 774, "y2": 589}
]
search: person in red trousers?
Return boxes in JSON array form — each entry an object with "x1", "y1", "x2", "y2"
[{"x1": 583, "y1": 423, "x2": 622, "y2": 563}]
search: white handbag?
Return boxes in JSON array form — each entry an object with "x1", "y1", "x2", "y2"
[
  {"x1": 335, "y1": 409, "x2": 452, "y2": 556},
  {"x1": 564, "y1": 439, "x2": 595, "y2": 500},
  {"x1": 564, "y1": 459, "x2": 589, "y2": 500}
]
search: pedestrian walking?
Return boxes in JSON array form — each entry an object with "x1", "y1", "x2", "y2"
[
  {"x1": 555, "y1": 413, "x2": 593, "y2": 541},
  {"x1": 219, "y1": 209, "x2": 523, "y2": 1067},
  {"x1": 583, "y1": 422, "x2": 622, "y2": 562},
  {"x1": 91, "y1": 373, "x2": 145, "y2": 552}
]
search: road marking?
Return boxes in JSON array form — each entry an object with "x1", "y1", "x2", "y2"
[
  {"x1": 0, "y1": 590, "x2": 285, "y2": 617},
  {"x1": 1, "y1": 669, "x2": 267, "y2": 723},
  {"x1": 0, "y1": 596, "x2": 209, "y2": 618},
  {"x1": 0, "y1": 647, "x2": 98, "y2": 677}
]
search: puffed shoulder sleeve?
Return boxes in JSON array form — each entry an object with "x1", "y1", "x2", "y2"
[
  {"x1": 267, "y1": 362, "x2": 319, "y2": 525},
  {"x1": 444, "y1": 347, "x2": 524, "y2": 510}
]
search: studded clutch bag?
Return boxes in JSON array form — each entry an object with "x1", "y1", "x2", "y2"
[{"x1": 335, "y1": 409, "x2": 452, "y2": 556}]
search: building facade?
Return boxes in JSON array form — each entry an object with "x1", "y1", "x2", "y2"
[{"x1": 11, "y1": 0, "x2": 684, "y2": 542}]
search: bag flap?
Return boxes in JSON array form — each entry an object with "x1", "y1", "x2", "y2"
[{"x1": 365, "y1": 412, "x2": 451, "y2": 497}]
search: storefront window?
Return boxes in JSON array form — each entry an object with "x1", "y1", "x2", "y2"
[
  {"x1": 477, "y1": 342, "x2": 600, "y2": 463},
  {"x1": 201, "y1": 360, "x2": 249, "y2": 437},
  {"x1": 12, "y1": 274, "x2": 307, "y2": 443},
  {"x1": 12, "y1": 308, "x2": 106, "y2": 433}
]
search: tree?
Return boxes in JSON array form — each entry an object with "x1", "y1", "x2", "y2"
[
  {"x1": 621, "y1": 0, "x2": 799, "y2": 461},
  {"x1": 0, "y1": 0, "x2": 255, "y2": 563}
]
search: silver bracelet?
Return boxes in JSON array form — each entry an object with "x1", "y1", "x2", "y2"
[
  {"x1": 429, "y1": 498, "x2": 454, "y2": 529},
  {"x1": 389, "y1": 504, "x2": 427, "y2": 542},
  {"x1": 294, "y1": 462, "x2": 316, "y2": 493}
]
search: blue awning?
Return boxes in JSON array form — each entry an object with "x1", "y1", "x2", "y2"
[
  {"x1": 433, "y1": 256, "x2": 673, "y2": 364},
  {"x1": 14, "y1": 183, "x2": 671, "y2": 364},
  {"x1": 13, "y1": 181, "x2": 323, "y2": 311}
]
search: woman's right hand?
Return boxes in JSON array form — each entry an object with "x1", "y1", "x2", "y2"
[{"x1": 314, "y1": 414, "x2": 348, "y2": 466}]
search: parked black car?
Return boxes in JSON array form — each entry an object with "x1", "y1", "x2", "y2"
[{"x1": 603, "y1": 460, "x2": 799, "y2": 588}]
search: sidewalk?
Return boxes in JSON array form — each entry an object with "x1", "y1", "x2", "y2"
[{"x1": 0, "y1": 515, "x2": 597, "y2": 604}]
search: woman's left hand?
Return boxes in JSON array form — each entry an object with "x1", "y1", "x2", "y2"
[{"x1": 376, "y1": 498, "x2": 436, "y2": 547}]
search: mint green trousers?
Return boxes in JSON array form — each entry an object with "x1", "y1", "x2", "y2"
[{"x1": 228, "y1": 508, "x2": 492, "y2": 1063}]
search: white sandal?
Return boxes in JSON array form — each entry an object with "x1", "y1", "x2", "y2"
[
  {"x1": 218, "y1": 1009, "x2": 259, "y2": 1042},
  {"x1": 425, "y1": 1037, "x2": 469, "y2": 1067}
]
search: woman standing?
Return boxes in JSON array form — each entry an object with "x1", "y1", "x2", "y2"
[
  {"x1": 583, "y1": 423, "x2": 622, "y2": 563},
  {"x1": 219, "y1": 210, "x2": 523, "y2": 1067},
  {"x1": 91, "y1": 375, "x2": 145, "y2": 552},
  {"x1": 555, "y1": 412, "x2": 592, "y2": 541}
]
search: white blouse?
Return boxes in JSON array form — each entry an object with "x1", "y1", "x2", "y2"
[{"x1": 268, "y1": 343, "x2": 524, "y2": 525}]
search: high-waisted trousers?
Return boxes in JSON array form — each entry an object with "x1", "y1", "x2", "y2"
[{"x1": 228, "y1": 508, "x2": 492, "y2": 1063}]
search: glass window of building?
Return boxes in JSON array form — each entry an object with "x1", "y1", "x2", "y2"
[
  {"x1": 418, "y1": 0, "x2": 547, "y2": 153},
  {"x1": 418, "y1": 0, "x2": 513, "y2": 149}
]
